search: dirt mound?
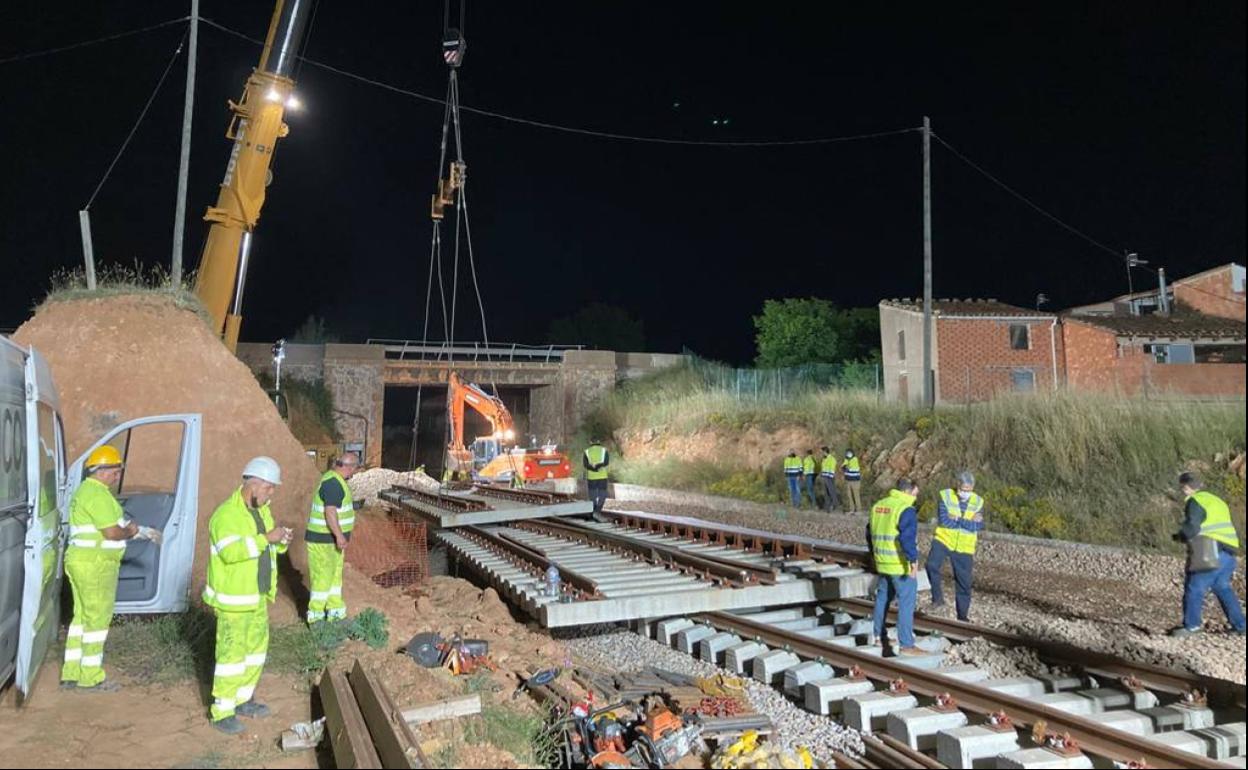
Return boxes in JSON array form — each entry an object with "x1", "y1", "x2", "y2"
[{"x1": 13, "y1": 295, "x2": 320, "y2": 588}]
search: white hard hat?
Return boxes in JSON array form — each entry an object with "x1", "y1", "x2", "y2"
[{"x1": 242, "y1": 456, "x2": 282, "y2": 485}]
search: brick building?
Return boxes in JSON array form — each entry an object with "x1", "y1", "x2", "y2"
[
  {"x1": 879, "y1": 264, "x2": 1246, "y2": 404},
  {"x1": 878, "y1": 299, "x2": 1062, "y2": 405},
  {"x1": 1061, "y1": 312, "x2": 1245, "y2": 397}
]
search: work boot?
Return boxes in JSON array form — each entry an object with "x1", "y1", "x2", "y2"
[
  {"x1": 1168, "y1": 626, "x2": 1202, "y2": 638},
  {"x1": 898, "y1": 646, "x2": 928, "y2": 656},
  {"x1": 59, "y1": 681, "x2": 77, "y2": 691},
  {"x1": 213, "y1": 716, "x2": 246, "y2": 735},
  {"x1": 235, "y1": 700, "x2": 272, "y2": 719},
  {"x1": 76, "y1": 680, "x2": 121, "y2": 693}
]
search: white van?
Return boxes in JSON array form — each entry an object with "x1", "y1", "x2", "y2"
[{"x1": 1, "y1": 335, "x2": 201, "y2": 700}]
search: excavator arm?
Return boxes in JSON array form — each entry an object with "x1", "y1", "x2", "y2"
[
  {"x1": 193, "y1": 0, "x2": 313, "y2": 351},
  {"x1": 447, "y1": 371, "x2": 515, "y2": 455}
]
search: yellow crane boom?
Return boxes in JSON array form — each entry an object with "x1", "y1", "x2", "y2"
[{"x1": 194, "y1": 0, "x2": 312, "y2": 351}]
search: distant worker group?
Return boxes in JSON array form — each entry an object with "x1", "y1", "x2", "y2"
[
  {"x1": 783, "y1": 447, "x2": 862, "y2": 512},
  {"x1": 864, "y1": 468, "x2": 1244, "y2": 659}
]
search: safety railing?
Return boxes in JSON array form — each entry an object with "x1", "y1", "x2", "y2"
[{"x1": 365, "y1": 339, "x2": 584, "y2": 363}]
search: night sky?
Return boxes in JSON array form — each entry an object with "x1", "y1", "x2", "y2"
[{"x1": 2, "y1": 2, "x2": 1244, "y2": 364}]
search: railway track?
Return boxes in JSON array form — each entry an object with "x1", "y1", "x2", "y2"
[{"x1": 431, "y1": 507, "x2": 1246, "y2": 767}]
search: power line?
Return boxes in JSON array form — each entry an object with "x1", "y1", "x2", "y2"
[
  {"x1": 0, "y1": 16, "x2": 189, "y2": 66},
  {"x1": 931, "y1": 131, "x2": 1123, "y2": 259},
  {"x1": 934, "y1": 132, "x2": 1244, "y2": 308},
  {"x1": 84, "y1": 30, "x2": 188, "y2": 209},
  {"x1": 200, "y1": 18, "x2": 920, "y2": 148}
]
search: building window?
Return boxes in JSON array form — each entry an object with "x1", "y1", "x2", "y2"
[
  {"x1": 1195, "y1": 344, "x2": 1246, "y2": 364},
  {"x1": 1009, "y1": 324, "x2": 1030, "y2": 350},
  {"x1": 1011, "y1": 369, "x2": 1036, "y2": 391},
  {"x1": 1145, "y1": 343, "x2": 1196, "y2": 364},
  {"x1": 897, "y1": 330, "x2": 906, "y2": 361}
]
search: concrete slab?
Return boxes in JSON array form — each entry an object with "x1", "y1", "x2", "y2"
[
  {"x1": 1036, "y1": 673, "x2": 1091, "y2": 693},
  {"x1": 1191, "y1": 722, "x2": 1246, "y2": 760},
  {"x1": 885, "y1": 706, "x2": 968, "y2": 751},
  {"x1": 724, "y1": 642, "x2": 768, "y2": 675},
  {"x1": 936, "y1": 726, "x2": 1022, "y2": 769},
  {"x1": 772, "y1": 617, "x2": 823, "y2": 632},
  {"x1": 913, "y1": 635, "x2": 951, "y2": 653},
  {"x1": 729, "y1": 608, "x2": 809, "y2": 624},
  {"x1": 655, "y1": 618, "x2": 695, "y2": 645},
  {"x1": 803, "y1": 677, "x2": 875, "y2": 716},
  {"x1": 981, "y1": 676, "x2": 1046, "y2": 698},
  {"x1": 1075, "y1": 686, "x2": 1159, "y2": 711},
  {"x1": 783, "y1": 662, "x2": 836, "y2": 699},
  {"x1": 845, "y1": 618, "x2": 875, "y2": 637},
  {"x1": 380, "y1": 489, "x2": 593, "y2": 527},
  {"x1": 1147, "y1": 729, "x2": 1209, "y2": 756},
  {"x1": 697, "y1": 632, "x2": 741, "y2": 664},
  {"x1": 440, "y1": 531, "x2": 849, "y2": 628},
  {"x1": 842, "y1": 691, "x2": 919, "y2": 734},
  {"x1": 1030, "y1": 692, "x2": 1096, "y2": 716},
  {"x1": 995, "y1": 748, "x2": 1094, "y2": 769},
  {"x1": 890, "y1": 651, "x2": 946, "y2": 670},
  {"x1": 936, "y1": 663, "x2": 990, "y2": 683},
  {"x1": 753, "y1": 650, "x2": 802, "y2": 685},
  {"x1": 673, "y1": 624, "x2": 716, "y2": 654},
  {"x1": 1140, "y1": 705, "x2": 1216, "y2": 731},
  {"x1": 796, "y1": 627, "x2": 840, "y2": 642},
  {"x1": 1085, "y1": 709, "x2": 1154, "y2": 736}
]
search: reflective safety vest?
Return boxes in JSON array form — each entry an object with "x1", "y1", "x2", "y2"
[
  {"x1": 783, "y1": 456, "x2": 803, "y2": 476},
  {"x1": 934, "y1": 488, "x2": 985, "y2": 555},
  {"x1": 585, "y1": 445, "x2": 609, "y2": 481},
  {"x1": 869, "y1": 489, "x2": 916, "y2": 576},
  {"x1": 820, "y1": 456, "x2": 839, "y2": 478},
  {"x1": 67, "y1": 477, "x2": 127, "y2": 559},
  {"x1": 803, "y1": 455, "x2": 816, "y2": 475},
  {"x1": 843, "y1": 456, "x2": 862, "y2": 480},
  {"x1": 309, "y1": 471, "x2": 355, "y2": 535},
  {"x1": 1190, "y1": 491, "x2": 1240, "y2": 549},
  {"x1": 203, "y1": 487, "x2": 286, "y2": 612}
]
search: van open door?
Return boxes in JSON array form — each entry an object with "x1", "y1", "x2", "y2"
[
  {"x1": 14, "y1": 349, "x2": 65, "y2": 699},
  {"x1": 66, "y1": 415, "x2": 202, "y2": 614}
]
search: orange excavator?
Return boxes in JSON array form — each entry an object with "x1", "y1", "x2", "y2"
[{"x1": 446, "y1": 372, "x2": 572, "y2": 485}]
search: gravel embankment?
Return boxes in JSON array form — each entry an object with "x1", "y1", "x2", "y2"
[
  {"x1": 561, "y1": 627, "x2": 865, "y2": 763},
  {"x1": 608, "y1": 499, "x2": 1247, "y2": 684}
]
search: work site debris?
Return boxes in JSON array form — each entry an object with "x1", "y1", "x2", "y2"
[
  {"x1": 565, "y1": 628, "x2": 864, "y2": 762},
  {"x1": 280, "y1": 717, "x2": 326, "y2": 752},
  {"x1": 711, "y1": 730, "x2": 815, "y2": 769},
  {"x1": 350, "y1": 467, "x2": 441, "y2": 505}
]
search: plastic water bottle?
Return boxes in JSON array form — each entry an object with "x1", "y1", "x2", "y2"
[{"x1": 545, "y1": 564, "x2": 561, "y2": 597}]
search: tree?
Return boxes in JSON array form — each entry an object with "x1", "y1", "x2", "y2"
[
  {"x1": 753, "y1": 298, "x2": 880, "y2": 367},
  {"x1": 753, "y1": 298, "x2": 840, "y2": 367},
  {"x1": 829, "y1": 307, "x2": 881, "y2": 361},
  {"x1": 290, "y1": 315, "x2": 340, "y2": 343},
  {"x1": 547, "y1": 303, "x2": 645, "y2": 351}
]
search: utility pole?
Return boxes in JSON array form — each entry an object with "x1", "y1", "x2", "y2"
[
  {"x1": 922, "y1": 116, "x2": 934, "y2": 408},
  {"x1": 78, "y1": 210, "x2": 97, "y2": 289},
  {"x1": 171, "y1": 0, "x2": 199, "y2": 288}
]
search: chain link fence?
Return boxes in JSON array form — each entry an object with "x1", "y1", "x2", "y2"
[{"x1": 685, "y1": 354, "x2": 882, "y2": 400}]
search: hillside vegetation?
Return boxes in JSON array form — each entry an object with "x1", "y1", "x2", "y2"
[{"x1": 580, "y1": 362, "x2": 1246, "y2": 549}]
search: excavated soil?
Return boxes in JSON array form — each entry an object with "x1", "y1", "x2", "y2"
[{"x1": 12, "y1": 295, "x2": 322, "y2": 582}]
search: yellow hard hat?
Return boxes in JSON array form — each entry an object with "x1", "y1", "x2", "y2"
[{"x1": 86, "y1": 445, "x2": 123, "y2": 469}]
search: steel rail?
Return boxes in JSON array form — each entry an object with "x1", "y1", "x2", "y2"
[
  {"x1": 473, "y1": 485, "x2": 575, "y2": 505},
  {"x1": 517, "y1": 518, "x2": 779, "y2": 586},
  {"x1": 695, "y1": 611, "x2": 1227, "y2": 769},
  {"x1": 604, "y1": 509, "x2": 873, "y2": 568},
  {"x1": 831, "y1": 597, "x2": 1246, "y2": 709},
  {"x1": 387, "y1": 485, "x2": 489, "y2": 512},
  {"x1": 460, "y1": 525, "x2": 601, "y2": 598}
]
